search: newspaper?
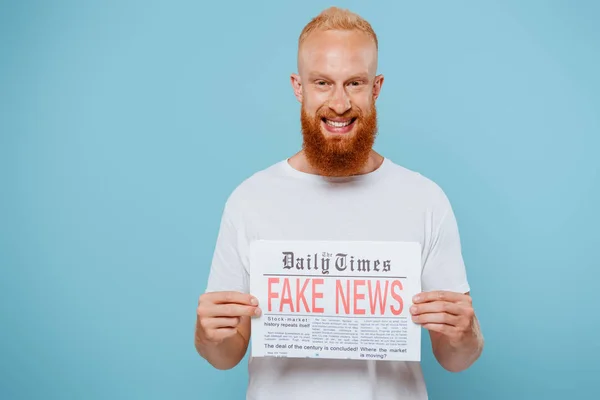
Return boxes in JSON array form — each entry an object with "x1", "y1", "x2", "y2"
[{"x1": 249, "y1": 240, "x2": 422, "y2": 362}]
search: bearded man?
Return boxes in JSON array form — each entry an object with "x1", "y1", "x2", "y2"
[{"x1": 195, "y1": 6, "x2": 484, "y2": 400}]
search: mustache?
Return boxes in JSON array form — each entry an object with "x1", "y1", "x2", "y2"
[{"x1": 316, "y1": 107, "x2": 362, "y2": 120}]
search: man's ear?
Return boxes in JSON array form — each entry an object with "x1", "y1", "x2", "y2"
[
  {"x1": 290, "y1": 73, "x2": 303, "y2": 103},
  {"x1": 373, "y1": 74, "x2": 384, "y2": 101}
]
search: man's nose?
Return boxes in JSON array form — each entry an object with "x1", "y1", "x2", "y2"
[{"x1": 328, "y1": 87, "x2": 351, "y2": 115}]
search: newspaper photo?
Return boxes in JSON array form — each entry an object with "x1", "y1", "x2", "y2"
[{"x1": 249, "y1": 240, "x2": 422, "y2": 362}]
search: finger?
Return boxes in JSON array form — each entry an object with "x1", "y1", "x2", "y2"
[
  {"x1": 203, "y1": 291, "x2": 258, "y2": 306},
  {"x1": 204, "y1": 327, "x2": 238, "y2": 343},
  {"x1": 410, "y1": 301, "x2": 463, "y2": 316},
  {"x1": 202, "y1": 317, "x2": 241, "y2": 330},
  {"x1": 412, "y1": 290, "x2": 466, "y2": 304},
  {"x1": 421, "y1": 323, "x2": 456, "y2": 335},
  {"x1": 412, "y1": 312, "x2": 460, "y2": 326},
  {"x1": 207, "y1": 303, "x2": 261, "y2": 318}
]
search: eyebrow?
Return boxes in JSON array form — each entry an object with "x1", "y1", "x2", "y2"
[
  {"x1": 307, "y1": 72, "x2": 331, "y2": 80},
  {"x1": 346, "y1": 74, "x2": 370, "y2": 82},
  {"x1": 307, "y1": 72, "x2": 370, "y2": 82}
]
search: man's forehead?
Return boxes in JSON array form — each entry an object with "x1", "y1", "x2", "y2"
[{"x1": 298, "y1": 29, "x2": 378, "y2": 77}]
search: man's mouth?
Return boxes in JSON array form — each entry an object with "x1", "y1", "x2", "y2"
[{"x1": 321, "y1": 117, "x2": 357, "y2": 134}]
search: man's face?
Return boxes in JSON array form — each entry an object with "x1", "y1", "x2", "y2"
[{"x1": 292, "y1": 29, "x2": 384, "y2": 176}]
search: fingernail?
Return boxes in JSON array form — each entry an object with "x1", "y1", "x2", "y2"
[
  {"x1": 254, "y1": 308, "x2": 262, "y2": 316},
  {"x1": 250, "y1": 297, "x2": 258, "y2": 306},
  {"x1": 410, "y1": 306, "x2": 417, "y2": 314},
  {"x1": 413, "y1": 295, "x2": 420, "y2": 302}
]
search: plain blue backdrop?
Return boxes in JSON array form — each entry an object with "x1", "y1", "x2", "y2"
[{"x1": 1, "y1": 0, "x2": 599, "y2": 399}]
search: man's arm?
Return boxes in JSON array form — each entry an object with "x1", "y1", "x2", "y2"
[
  {"x1": 195, "y1": 291, "x2": 260, "y2": 370},
  {"x1": 411, "y1": 291, "x2": 484, "y2": 373}
]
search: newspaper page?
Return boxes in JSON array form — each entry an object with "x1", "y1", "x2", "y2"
[{"x1": 249, "y1": 240, "x2": 422, "y2": 362}]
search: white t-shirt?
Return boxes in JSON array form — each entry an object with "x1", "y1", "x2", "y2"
[{"x1": 205, "y1": 156, "x2": 470, "y2": 400}]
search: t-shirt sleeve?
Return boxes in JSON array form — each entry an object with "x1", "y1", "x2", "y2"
[
  {"x1": 204, "y1": 198, "x2": 250, "y2": 294},
  {"x1": 421, "y1": 187, "x2": 470, "y2": 294}
]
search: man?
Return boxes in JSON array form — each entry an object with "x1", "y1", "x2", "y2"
[{"x1": 195, "y1": 6, "x2": 484, "y2": 399}]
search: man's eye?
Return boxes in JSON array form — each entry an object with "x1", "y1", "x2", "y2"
[
  {"x1": 317, "y1": 81, "x2": 327, "y2": 85},
  {"x1": 349, "y1": 81, "x2": 360, "y2": 86}
]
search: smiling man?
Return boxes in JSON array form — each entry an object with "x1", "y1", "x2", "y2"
[
  {"x1": 196, "y1": 6, "x2": 484, "y2": 400},
  {"x1": 292, "y1": 23, "x2": 381, "y2": 177}
]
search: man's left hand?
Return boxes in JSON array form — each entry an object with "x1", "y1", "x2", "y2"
[{"x1": 410, "y1": 290, "x2": 475, "y2": 347}]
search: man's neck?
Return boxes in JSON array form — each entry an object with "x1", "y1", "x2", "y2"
[{"x1": 288, "y1": 150, "x2": 384, "y2": 177}]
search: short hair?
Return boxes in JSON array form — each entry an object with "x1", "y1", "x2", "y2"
[{"x1": 298, "y1": 7, "x2": 378, "y2": 50}]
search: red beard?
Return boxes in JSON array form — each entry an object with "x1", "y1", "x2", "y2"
[{"x1": 300, "y1": 103, "x2": 378, "y2": 176}]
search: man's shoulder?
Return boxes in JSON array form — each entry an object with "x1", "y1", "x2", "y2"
[
  {"x1": 384, "y1": 158, "x2": 447, "y2": 200},
  {"x1": 222, "y1": 159, "x2": 288, "y2": 207}
]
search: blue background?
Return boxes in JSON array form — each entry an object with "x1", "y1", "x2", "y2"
[{"x1": 1, "y1": 0, "x2": 599, "y2": 399}]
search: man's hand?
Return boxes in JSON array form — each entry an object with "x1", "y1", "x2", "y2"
[
  {"x1": 196, "y1": 291, "x2": 261, "y2": 345},
  {"x1": 410, "y1": 290, "x2": 474, "y2": 346},
  {"x1": 410, "y1": 290, "x2": 483, "y2": 372}
]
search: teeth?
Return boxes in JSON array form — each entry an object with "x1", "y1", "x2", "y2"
[{"x1": 325, "y1": 119, "x2": 352, "y2": 127}]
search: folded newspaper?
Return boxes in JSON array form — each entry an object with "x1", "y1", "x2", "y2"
[{"x1": 249, "y1": 240, "x2": 422, "y2": 362}]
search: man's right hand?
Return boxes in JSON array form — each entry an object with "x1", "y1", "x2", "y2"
[{"x1": 196, "y1": 291, "x2": 261, "y2": 345}]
